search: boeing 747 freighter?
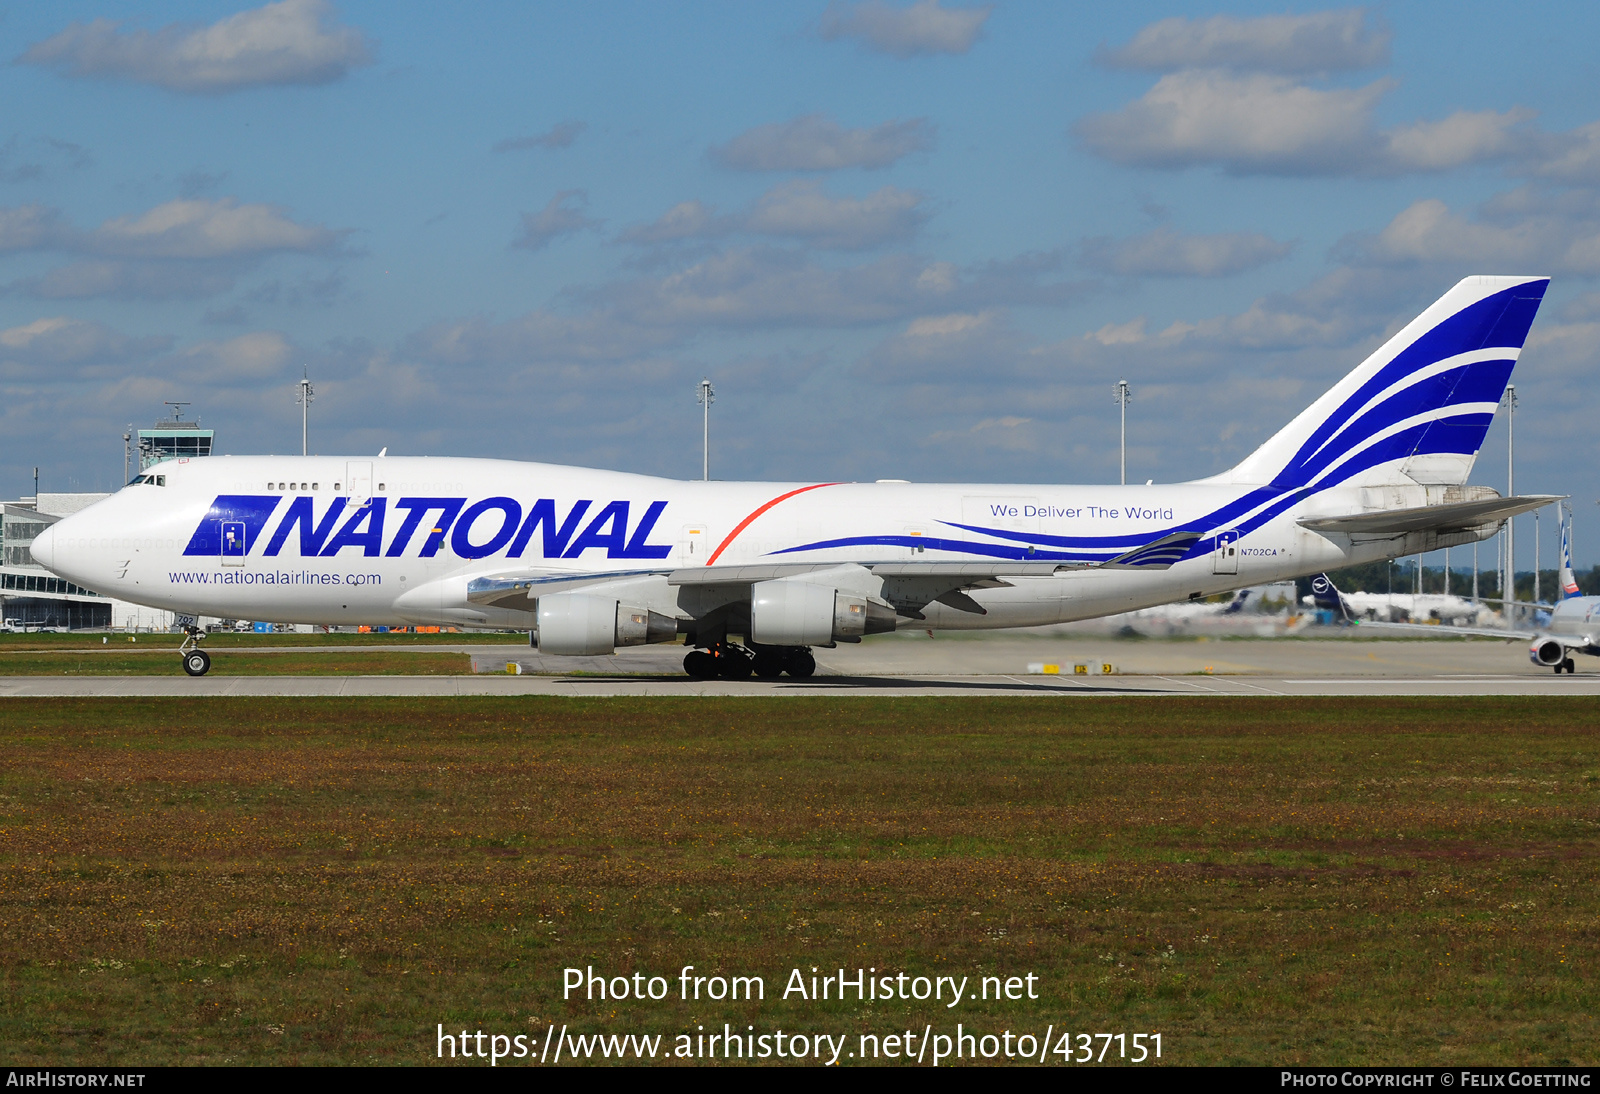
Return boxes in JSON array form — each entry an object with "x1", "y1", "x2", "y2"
[{"x1": 30, "y1": 275, "x2": 1561, "y2": 677}]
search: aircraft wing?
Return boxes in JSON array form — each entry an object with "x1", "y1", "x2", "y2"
[
  {"x1": 1298, "y1": 494, "x2": 1565, "y2": 536},
  {"x1": 466, "y1": 529, "x2": 1204, "y2": 618},
  {"x1": 1348, "y1": 619, "x2": 1538, "y2": 641},
  {"x1": 466, "y1": 568, "x2": 673, "y2": 612}
]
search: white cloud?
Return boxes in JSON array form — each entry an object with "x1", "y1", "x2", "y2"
[
  {"x1": 1080, "y1": 226, "x2": 1292, "y2": 276},
  {"x1": 711, "y1": 114, "x2": 934, "y2": 171},
  {"x1": 576, "y1": 245, "x2": 1079, "y2": 330},
  {"x1": 1099, "y1": 9, "x2": 1389, "y2": 74},
  {"x1": 1382, "y1": 110, "x2": 1534, "y2": 172},
  {"x1": 1079, "y1": 70, "x2": 1389, "y2": 174},
  {"x1": 617, "y1": 201, "x2": 723, "y2": 246},
  {"x1": 819, "y1": 0, "x2": 991, "y2": 57},
  {"x1": 174, "y1": 331, "x2": 294, "y2": 382},
  {"x1": 85, "y1": 198, "x2": 340, "y2": 259},
  {"x1": 407, "y1": 311, "x2": 676, "y2": 367},
  {"x1": 744, "y1": 181, "x2": 927, "y2": 248},
  {"x1": 0, "y1": 205, "x2": 66, "y2": 251},
  {"x1": 513, "y1": 191, "x2": 601, "y2": 252},
  {"x1": 621, "y1": 181, "x2": 927, "y2": 250},
  {"x1": 1526, "y1": 121, "x2": 1600, "y2": 185},
  {"x1": 11, "y1": 260, "x2": 242, "y2": 300},
  {"x1": 1337, "y1": 191, "x2": 1600, "y2": 274},
  {"x1": 857, "y1": 309, "x2": 1024, "y2": 382},
  {"x1": 0, "y1": 316, "x2": 168, "y2": 369},
  {"x1": 19, "y1": 0, "x2": 373, "y2": 94},
  {"x1": 1079, "y1": 70, "x2": 1530, "y2": 177},
  {"x1": 493, "y1": 121, "x2": 587, "y2": 153}
]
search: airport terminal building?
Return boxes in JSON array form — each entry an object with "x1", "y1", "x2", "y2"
[{"x1": 0, "y1": 412, "x2": 215, "y2": 631}]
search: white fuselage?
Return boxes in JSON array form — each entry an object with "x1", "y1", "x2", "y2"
[{"x1": 32, "y1": 454, "x2": 1424, "y2": 632}]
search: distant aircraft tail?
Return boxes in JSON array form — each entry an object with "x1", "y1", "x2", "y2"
[
  {"x1": 1213, "y1": 276, "x2": 1549, "y2": 490},
  {"x1": 1560, "y1": 508, "x2": 1581, "y2": 599},
  {"x1": 1309, "y1": 573, "x2": 1354, "y2": 621},
  {"x1": 1221, "y1": 589, "x2": 1252, "y2": 614}
]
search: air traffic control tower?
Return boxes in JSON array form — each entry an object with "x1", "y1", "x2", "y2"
[{"x1": 137, "y1": 403, "x2": 213, "y2": 472}]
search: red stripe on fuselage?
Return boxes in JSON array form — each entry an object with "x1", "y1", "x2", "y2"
[{"x1": 705, "y1": 483, "x2": 843, "y2": 565}]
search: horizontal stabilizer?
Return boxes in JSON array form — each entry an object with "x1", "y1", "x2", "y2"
[
  {"x1": 1098, "y1": 530, "x2": 1204, "y2": 570},
  {"x1": 1298, "y1": 494, "x2": 1564, "y2": 536}
]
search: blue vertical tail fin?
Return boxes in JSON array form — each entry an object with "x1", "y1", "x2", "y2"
[{"x1": 1213, "y1": 276, "x2": 1549, "y2": 491}]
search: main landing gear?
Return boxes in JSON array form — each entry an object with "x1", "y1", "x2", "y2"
[
  {"x1": 683, "y1": 642, "x2": 815, "y2": 680},
  {"x1": 1554, "y1": 657, "x2": 1576, "y2": 675},
  {"x1": 179, "y1": 626, "x2": 211, "y2": 677}
]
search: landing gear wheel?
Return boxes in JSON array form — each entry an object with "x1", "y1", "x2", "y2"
[
  {"x1": 684, "y1": 650, "x2": 717, "y2": 679},
  {"x1": 784, "y1": 649, "x2": 816, "y2": 679},
  {"x1": 717, "y1": 646, "x2": 754, "y2": 679},
  {"x1": 183, "y1": 649, "x2": 211, "y2": 677},
  {"x1": 1563, "y1": 658, "x2": 1576, "y2": 675},
  {"x1": 751, "y1": 652, "x2": 785, "y2": 679}
]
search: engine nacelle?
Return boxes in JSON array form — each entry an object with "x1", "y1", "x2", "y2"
[
  {"x1": 536, "y1": 593, "x2": 678, "y2": 655},
  {"x1": 749, "y1": 579, "x2": 897, "y2": 646},
  {"x1": 1530, "y1": 638, "x2": 1566, "y2": 667}
]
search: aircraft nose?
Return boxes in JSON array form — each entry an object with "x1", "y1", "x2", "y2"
[{"x1": 30, "y1": 523, "x2": 55, "y2": 570}]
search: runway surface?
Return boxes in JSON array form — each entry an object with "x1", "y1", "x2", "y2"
[{"x1": 0, "y1": 636, "x2": 1593, "y2": 697}]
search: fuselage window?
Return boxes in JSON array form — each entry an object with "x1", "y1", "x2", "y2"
[
  {"x1": 312, "y1": 482, "x2": 319, "y2": 490},
  {"x1": 279, "y1": 482, "x2": 286, "y2": 490}
]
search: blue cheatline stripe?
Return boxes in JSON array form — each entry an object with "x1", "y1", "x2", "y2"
[
  {"x1": 939, "y1": 520, "x2": 1165, "y2": 549},
  {"x1": 770, "y1": 534, "x2": 1118, "y2": 562}
]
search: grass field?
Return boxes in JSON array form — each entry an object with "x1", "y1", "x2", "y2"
[{"x1": 0, "y1": 697, "x2": 1594, "y2": 1066}]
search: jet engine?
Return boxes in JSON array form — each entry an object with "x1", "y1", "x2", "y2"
[
  {"x1": 1530, "y1": 638, "x2": 1566, "y2": 667},
  {"x1": 536, "y1": 593, "x2": 678, "y2": 655},
  {"x1": 749, "y1": 579, "x2": 897, "y2": 646}
]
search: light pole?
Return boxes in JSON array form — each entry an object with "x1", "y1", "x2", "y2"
[
  {"x1": 123, "y1": 425, "x2": 132, "y2": 484},
  {"x1": 696, "y1": 378, "x2": 714, "y2": 481},
  {"x1": 1113, "y1": 379, "x2": 1132, "y2": 485},
  {"x1": 296, "y1": 369, "x2": 314, "y2": 457},
  {"x1": 1503, "y1": 384, "x2": 1516, "y2": 610}
]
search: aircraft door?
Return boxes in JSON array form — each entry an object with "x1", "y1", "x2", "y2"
[
  {"x1": 221, "y1": 521, "x2": 246, "y2": 566},
  {"x1": 345, "y1": 461, "x2": 373, "y2": 508},
  {"x1": 677, "y1": 523, "x2": 708, "y2": 563},
  {"x1": 1212, "y1": 529, "x2": 1240, "y2": 575}
]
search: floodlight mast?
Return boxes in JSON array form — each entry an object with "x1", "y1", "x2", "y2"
[
  {"x1": 1503, "y1": 384, "x2": 1517, "y2": 611},
  {"x1": 296, "y1": 368, "x2": 314, "y2": 457},
  {"x1": 696, "y1": 377, "x2": 714, "y2": 482},
  {"x1": 1113, "y1": 379, "x2": 1132, "y2": 486}
]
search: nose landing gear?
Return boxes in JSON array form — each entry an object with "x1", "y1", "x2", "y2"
[{"x1": 179, "y1": 627, "x2": 211, "y2": 677}]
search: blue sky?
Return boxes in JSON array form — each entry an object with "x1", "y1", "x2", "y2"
[{"x1": 3, "y1": 1, "x2": 1598, "y2": 569}]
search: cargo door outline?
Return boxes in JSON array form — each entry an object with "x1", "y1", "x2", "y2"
[
  {"x1": 677, "y1": 523, "x2": 708, "y2": 563},
  {"x1": 1212, "y1": 529, "x2": 1239, "y2": 575},
  {"x1": 346, "y1": 461, "x2": 373, "y2": 509},
  {"x1": 221, "y1": 520, "x2": 247, "y2": 566}
]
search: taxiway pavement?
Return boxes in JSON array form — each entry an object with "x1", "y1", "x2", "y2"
[{"x1": 0, "y1": 636, "x2": 1590, "y2": 697}]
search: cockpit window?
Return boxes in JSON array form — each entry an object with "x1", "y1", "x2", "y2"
[{"x1": 128, "y1": 474, "x2": 167, "y2": 487}]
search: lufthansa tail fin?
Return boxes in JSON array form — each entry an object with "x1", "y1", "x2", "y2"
[
  {"x1": 1309, "y1": 573, "x2": 1354, "y2": 622},
  {"x1": 1213, "y1": 276, "x2": 1549, "y2": 491}
]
